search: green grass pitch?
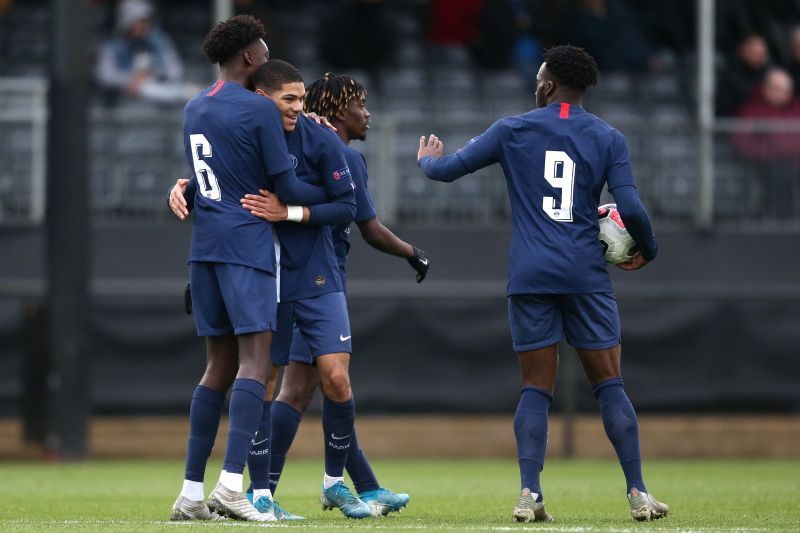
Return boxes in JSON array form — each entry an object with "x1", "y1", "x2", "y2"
[{"x1": 1, "y1": 458, "x2": 798, "y2": 531}]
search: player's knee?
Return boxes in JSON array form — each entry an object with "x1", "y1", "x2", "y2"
[
  {"x1": 276, "y1": 385, "x2": 314, "y2": 413},
  {"x1": 321, "y1": 370, "x2": 351, "y2": 402}
]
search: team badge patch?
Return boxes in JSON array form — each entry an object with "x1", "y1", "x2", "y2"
[
  {"x1": 315, "y1": 275, "x2": 326, "y2": 287},
  {"x1": 332, "y1": 167, "x2": 351, "y2": 181}
]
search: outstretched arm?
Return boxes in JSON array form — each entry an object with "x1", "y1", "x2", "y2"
[
  {"x1": 417, "y1": 134, "x2": 472, "y2": 182},
  {"x1": 358, "y1": 216, "x2": 429, "y2": 282}
]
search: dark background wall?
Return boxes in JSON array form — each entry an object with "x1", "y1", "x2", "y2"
[{"x1": 1, "y1": 225, "x2": 798, "y2": 416}]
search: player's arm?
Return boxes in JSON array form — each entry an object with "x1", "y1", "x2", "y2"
[
  {"x1": 350, "y1": 154, "x2": 428, "y2": 281},
  {"x1": 241, "y1": 188, "x2": 355, "y2": 225},
  {"x1": 253, "y1": 98, "x2": 329, "y2": 206},
  {"x1": 417, "y1": 122, "x2": 502, "y2": 182},
  {"x1": 358, "y1": 217, "x2": 429, "y2": 282},
  {"x1": 610, "y1": 185, "x2": 658, "y2": 270},
  {"x1": 606, "y1": 131, "x2": 658, "y2": 270},
  {"x1": 167, "y1": 176, "x2": 197, "y2": 220},
  {"x1": 303, "y1": 132, "x2": 357, "y2": 224}
]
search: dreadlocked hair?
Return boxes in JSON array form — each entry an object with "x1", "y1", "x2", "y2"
[
  {"x1": 542, "y1": 45, "x2": 598, "y2": 90},
  {"x1": 304, "y1": 72, "x2": 366, "y2": 121},
  {"x1": 202, "y1": 15, "x2": 265, "y2": 65}
]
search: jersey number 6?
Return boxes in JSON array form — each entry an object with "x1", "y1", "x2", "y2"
[
  {"x1": 190, "y1": 133, "x2": 221, "y2": 201},
  {"x1": 542, "y1": 150, "x2": 575, "y2": 222}
]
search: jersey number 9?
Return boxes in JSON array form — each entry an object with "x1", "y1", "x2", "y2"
[{"x1": 542, "y1": 150, "x2": 575, "y2": 222}]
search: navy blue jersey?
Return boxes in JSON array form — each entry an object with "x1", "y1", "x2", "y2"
[
  {"x1": 183, "y1": 80, "x2": 293, "y2": 274},
  {"x1": 423, "y1": 102, "x2": 642, "y2": 295},
  {"x1": 331, "y1": 144, "x2": 377, "y2": 272},
  {"x1": 276, "y1": 116, "x2": 355, "y2": 301}
]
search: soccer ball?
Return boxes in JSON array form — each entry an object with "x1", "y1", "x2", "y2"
[{"x1": 597, "y1": 203, "x2": 638, "y2": 264}]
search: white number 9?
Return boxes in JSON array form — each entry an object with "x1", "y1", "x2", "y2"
[{"x1": 542, "y1": 150, "x2": 575, "y2": 222}]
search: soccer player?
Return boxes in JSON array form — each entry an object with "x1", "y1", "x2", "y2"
[
  {"x1": 416, "y1": 45, "x2": 668, "y2": 523},
  {"x1": 171, "y1": 61, "x2": 371, "y2": 520},
  {"x1": 170, "y1": 16, "x2": 333, "y2": 522},
  {"x1": 240, "y1": 72, "x2": 426, "y2": 517}
]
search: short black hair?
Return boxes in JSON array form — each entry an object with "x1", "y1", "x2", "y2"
[
  {"x1": 304, "y1": 73, "x2": 366, "y2": 120},
  {"x1": 542, "y1": 45, "x2": 598, "y2": 90},
  {"x1": 252, "y1": 59, "x2": 304, "y2": 93},
  {"x1": 201, "y1": 15, "x2": 265, "y2": 65}
]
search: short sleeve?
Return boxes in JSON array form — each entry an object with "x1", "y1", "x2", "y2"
[
  {"x1": 252, "y1": 98, "x2": 294, "y2": 176},
  {"x1": 350, "y1": 152, "x2": 377, "y2": 223},
  {"x1": 606, "y1": 130, "x2": 636, "y2": 191},
  {"x1": 455, "y1": 119, "x2": 504, "y2": 172},
  {"x1": 317, "y1": 129, "x2": 356, "y2": 198}
]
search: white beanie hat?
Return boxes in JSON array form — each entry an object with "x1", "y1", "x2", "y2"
[{"x1": 117, "y1": 0, "x2": 153, "y2": 32}]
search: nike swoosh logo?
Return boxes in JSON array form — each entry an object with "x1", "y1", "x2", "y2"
[
  {"x1": 252, "y1": 437, "x2": 269, "y2": 446},
  {"x1": 419, "y1": 258, "x2": 428, "y2": 265},
  {"x1": 340, "y1": 335, "x2": 351, "y2": 341},
  {"x1": 330, "y1": 433, "x2": 351, "y2": 440}
]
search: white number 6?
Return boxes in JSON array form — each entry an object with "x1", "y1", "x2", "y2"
[
  {"x1": 190, "y1": 133, "x2": 221, "y2": 201},
  {"x1": 542, "y1": 150, "x2": 574, "y2": 222}
]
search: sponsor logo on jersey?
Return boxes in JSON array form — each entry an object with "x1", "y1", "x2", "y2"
[
  {"x1": 469, "y1": 136, "x2": 480, "y2": 144},
  {"x1": 332, "y1": 166, "x2": 351, "y2": 181}
]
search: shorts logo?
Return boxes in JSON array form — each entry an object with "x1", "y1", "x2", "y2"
[
  {"x1": 288, "y1": 154, "x2": 298, "y2": 168},
  {"x1": 315, "y1": 275, "x2": 326, "y2": 287},
  {"x1": 332, "y1": 166, "x2": 351, "y2": 181}
]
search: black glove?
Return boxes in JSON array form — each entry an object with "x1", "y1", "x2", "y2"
[
  {"x1": 183, "y1": 282, "x2": 193, "y2": 315},
  {"x1": 407, "y1": 246, "x2": 429, "y2": 283}
]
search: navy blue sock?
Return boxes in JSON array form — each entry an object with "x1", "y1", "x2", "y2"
[
  {"x1": 514, "y1": 386, "x2": 552, "y2": 500},
  {"x1": 322, "y1": 395, "x2": 355, "y2": 478},
  {"x1": 222, "y1": 378, "x2": 265, "y2": 475},
  {"x1": 593, "y1": 377, "x2": 647, "y2": 493},
  {"x1": 246, "y1": 401, "x2": 272, "y2": 490},
  {"x1": 184, "y1": 385, "x2": 225, "y2": 482},
  {"x1": 268, "y1": 400, "x2": 303, "y2": 496},
  {"x1": 346, "y1": 429, "x2": 380, "y2": 494}
]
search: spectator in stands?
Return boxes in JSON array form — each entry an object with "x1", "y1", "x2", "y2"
[
  {"x1": 96, "y1": 0, "x2": 196, "y2": 105},
  {"x1": 717, "y1": 34, "x2": 772, "y2": 117},
  {"x1": 731, "y1": 68, "x2": 800, "y2": 214},
  {"x1": 786, "y1": 25, "x2": 800, "y2": 98},
  {"x1": 565, "y1": 0, "x2": 656, "y2": 73}
]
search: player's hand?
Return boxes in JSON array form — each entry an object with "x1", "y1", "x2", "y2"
[
  {"x1": 407, "y1": 246, "x2": 429, "y2": 283},
  {"x1": 183, "y1": 282, "x2": 192, "y2": 315},
  {"x1": 304, "y1": 111, "x2": 337, "y2": 132},
  {"x1": 241, "y1": 189, "x2": 288, "y2": 222},
  {"x1": 616, "y1": 252, "x2": 649, "y2": 271},
  {"x1": 418, "y1": 134, "x2": 444, "y2": 161},
  {"x1": 169, "y1": 178, "x2": 190, "y2": 220}
]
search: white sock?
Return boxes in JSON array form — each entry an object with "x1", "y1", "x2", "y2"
[
  {"x1": 253, "y1": 488, "x2": 272, "y2": 502},
  {"x1": 323, "y1": 473, "x2": 344, "y2": 490},
  {"x1": 219, "y1": 470, "x2": 244, "y2": 493},
  {"x1": 181, "y1": 480, "x2": 204, "y2": 502}
]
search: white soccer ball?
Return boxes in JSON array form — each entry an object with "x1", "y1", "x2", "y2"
[{"x1": 597, "y1": 203, "x2": 638, "y2": 264}]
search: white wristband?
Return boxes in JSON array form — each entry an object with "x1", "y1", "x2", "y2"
[{"x1": 286, "y1": 205, "x2": 303, "y2": 222}]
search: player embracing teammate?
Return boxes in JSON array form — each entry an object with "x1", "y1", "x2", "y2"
[{"x1": 418, "y1": 45, "x2": 669, "y2": 523}]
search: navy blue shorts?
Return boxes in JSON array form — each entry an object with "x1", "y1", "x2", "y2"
[
  {"x1": 271, "y1": 291, "x2": 351, "y2": 366},
  {"x1": 190, "y1": 262, "x2": 278, "y2": 336},
  {"x1": 507, "y1": 293, "x2": 621, "y2": 352}
]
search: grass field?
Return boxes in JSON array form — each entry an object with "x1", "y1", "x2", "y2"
[{"x1": 1, "y1": 458, "x2": 798, "y2": 531}]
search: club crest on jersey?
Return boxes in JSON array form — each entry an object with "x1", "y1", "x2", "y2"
[
  {"x1": 332, "y1": 167, "x2": 351, "y2": 181},
  {"x1": 288, "y1": 154, "x2": 298, "y2": 168}
]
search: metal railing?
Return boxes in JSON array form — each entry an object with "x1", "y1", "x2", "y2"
[{"x1": 1, "y1": 76, "x2": 800, "y2": 231}]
